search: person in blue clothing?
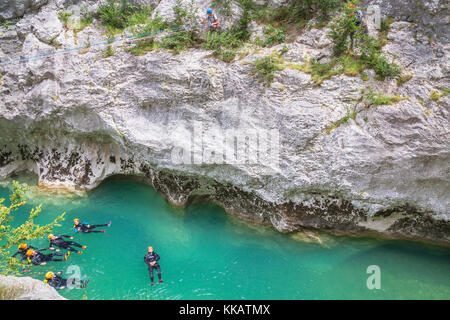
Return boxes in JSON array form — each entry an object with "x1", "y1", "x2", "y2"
[
  {"x1": 73, "y1": 218, "x2": 111, "y2": 233},
  {"x1": 144, "y1": 246, "x2": 163, "y2": 286},
  {"x1": 199, "y1": 8, "x2": 219, "y2": 31}
]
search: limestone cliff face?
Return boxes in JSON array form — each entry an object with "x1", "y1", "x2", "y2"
[{"x1": 0, "y1": 0, "x2": 449, "y2": 244}]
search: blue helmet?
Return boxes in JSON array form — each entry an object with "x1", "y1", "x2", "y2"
[{"x1": 207, "y1": 8, "x2": 213, "y2": 14}]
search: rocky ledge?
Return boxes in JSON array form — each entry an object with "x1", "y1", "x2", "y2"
[
  {"x1": 0, "y1": 275, "x2": 66, "y2": 300},
  {"x1": 0, "y1": 0, "x2": 449, "y2": 245}
]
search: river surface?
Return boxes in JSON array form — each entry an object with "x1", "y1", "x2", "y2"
[{"x1": 1, "y1": 178, "x2": 449, "y2": 300}]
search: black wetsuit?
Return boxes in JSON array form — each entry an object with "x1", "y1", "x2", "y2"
[
  {"x1": 50, "y1": 235, "x2": 83, "y2": 252},
  {"x1": 74, "y1": 222, "x2": 108, "y2": 233},
  {"x1": 144, "y1": 252, "x2": 162, "y2": 282},
  {"x1": 45, "y1": 275, "x2": 88, "y2": 290},
  {"x1": 12, "y1": 245, "x2": 38, "y2": 261},
  {"x1": 46, "y1": 275, "x2": 68, "y2": 289},
  {"x1": 27, "y1": 250, "x2": 66, "y2": 265}
]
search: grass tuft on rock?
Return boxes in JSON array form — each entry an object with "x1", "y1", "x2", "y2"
[{"x1": 252, "y1": 55, "x2": 285, "y2": 84}]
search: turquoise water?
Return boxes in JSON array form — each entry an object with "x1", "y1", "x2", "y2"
[{"x1": 1, "y1": 178, "x2": 449, "y2": 300}]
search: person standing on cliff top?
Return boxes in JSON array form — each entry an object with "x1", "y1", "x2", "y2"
[{"x1": 144, "y1": 246, "x2": 163, "y2": 286}]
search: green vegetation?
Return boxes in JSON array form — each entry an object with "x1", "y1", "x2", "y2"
[
  {"x1": 338, "y1": 54, "x2": 366, "y2": 76},
  {"x1": 287, "y1": 54, "x2": 367, "y2": 85},
  {"x1": 430, "y1": 89, "x2": 449, "y2": 102},
  {"x1": 358, "y1": 34, "x2": 401, "y2": 79},
  {"x1": 288, "y1": 58, "x2": 340, "y2": 85},
  {"x1": 328, "y1": 1, "x2": 362, "y2": 55},
  {"x1": 58, "y1": 11, "x2": 73, "y2": 29},
  {"x1": 328, "y1": 1, "x2": 401, "y2": 80},
  {"x1": 199, "y1": 0, "x2": 339, "y2": 59},
  {"x1": 126, "y1": 38, "x2": 156, "y2": 55},
  {"x1": 158, "y1": 0, "x2": 253, "y2": 56},
  {"x1": 124, "y1": 12, "x2": 166, "y2": 55},
  {"x1": 98, "y1": 0, "x2": 135, "y2": 31},
  {"x1": 360, "y1": 71, "x2": 369, "y2": 81},
  {"x1": 0, "y1": 18, "x2": 20, "y2": 29},
  {"x1": 200, "y1": 0, "x2": 254, "y2": 60},
  {"x1": 103, "y1": 45, "x2": 115, "y2": 58},
  {"x1": 325, "y1": 109, "x2": 357, "y2": 134},
  {"x1": 203, "y1": 31, "x2": 242, "y2": 62},
  {"x1": 98, "y1": 0, "x2": 156, "y2": 35},
  {"x1": 159, "y1": 30, "x2": 200, "y2": 53},
  {"x1": 159, "y1": 0, "x2": 201, "y2": 53},
  {"x1": 0, "y1": 181, "x2": 65, "y2": 276},
  {"x1": 124, "y1": 5, "x2": 153, "y2": 26},
  {"x1": 211, "y1": 0, "x2": 233, "y2": 17},
  {"x1": 396, "y1": 73, "x2": 413, "y2": 86},
  {"x1": 258, "y1": 25, "x2": 286, "y2": 47},
  {"x1": 252, "y1": 55, "x2": 284, "y2": 84},
  {"x1": 58, "y1": 6, "x2": 93, "y2": 32},
  {"x1": 364, "y1": 89, "x2": 408, "y2": 106},
  {"x1": 86, "y1": 0, "x2": 405, "y2": 80},
  {"x1": 251, "y1": 0, "x2": 340, "y2": 27},
  {"x1": 79, "y1": 5, "x2": 94, "y2": 30},
  {"x1": 379, "y1": 17, "x2": 395, "y2": 36}
]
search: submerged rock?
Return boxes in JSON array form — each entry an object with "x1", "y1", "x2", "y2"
[{"x1": 0, "y1": 0, "x2": 449, "y2": 245}]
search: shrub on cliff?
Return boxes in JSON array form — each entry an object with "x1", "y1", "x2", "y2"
[
  {"x1": 98, "y1": 0, "x2": 156, "y2": 35},
  {"x1": 251, "y1": 0, "x2": 340, "y2": 27},
  {"x1": 329, "y1": 1, "x2": 401, "y2": 79},
  {"x1": 159, "y1": 0, "x2": 202, "y2": 53},
  {"x1": 253, "y1": 55, "x2": 285, "y2": 84},
  {"x1": 0, "y1": 182, "x2": 65, "y2": 276},
  {"x1": 98, "y1": 0, "x2": 135, "y2": 30}
]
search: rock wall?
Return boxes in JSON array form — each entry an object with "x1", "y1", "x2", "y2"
[{"x1": 0, "y1": 0, "x2": 449, "y2": 244}]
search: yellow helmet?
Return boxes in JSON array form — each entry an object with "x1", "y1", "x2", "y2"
[
  {"x1": 26, "y1": 249, "x2": 35, "y2": 256},
  {"x1": 45, "y1": 271, "x2": 54, "y2": 279},
  {"x1": 74, "y1": 218, "x2": 80, "y2": 223},
  {"x1": 48, "y1": 234, "x2": 54, "y2": 239},
  {"x1": 148, "y1": 246, "x2": 153, "y2": 250},
  {"x1": 18, "y1": 243, "x2": 27, "y2": 250}
]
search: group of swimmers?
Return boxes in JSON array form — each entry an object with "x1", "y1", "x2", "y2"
[
  {"x1": 13, "y1": 217, "x2": 164, "y2": 290},
  {"x1": 12, "y1": 219, "x2": 110, "y2": 290}
]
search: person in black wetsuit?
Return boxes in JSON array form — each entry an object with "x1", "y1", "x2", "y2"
[
  {"x1": 12, "y1": 243, "x2": 38, "y2": 272},
  {"x1": 73, "y1": 218, "x2": 111, "y2": 233},
  {"x1": 44, "y1": 271, "x2": 89, "y2": 290},
  {"x1": 144, "y1": 246, "x2": 163, "y2": 286},
  {"x1": 48, "y1": 234, "x2": 86, "y2": 254},
  {"x1": 25, "y1": 249, "x2": 70, "y2": 266},
  {"x1": 12, "y1": 243, "x2": 37, "y2": 261}
]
